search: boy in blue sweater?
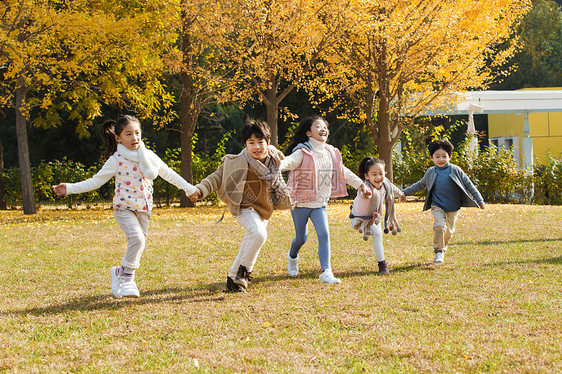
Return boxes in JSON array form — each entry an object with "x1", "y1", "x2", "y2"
[{"x1": 400, "y1": 140, "x2": 485, "y2": 265}]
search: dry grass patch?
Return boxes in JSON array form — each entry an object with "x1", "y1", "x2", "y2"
[{"x1": 1, "y1": 203, "x2": 561, "y2": 373}]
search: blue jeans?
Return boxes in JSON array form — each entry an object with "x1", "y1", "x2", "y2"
[{"x1": 289, "y1": 207, "x2": 331, "y2": 271}]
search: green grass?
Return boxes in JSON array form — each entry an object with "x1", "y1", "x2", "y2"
[{"x1": 1, "y1": 202, "x2": 561, "y2": 373}]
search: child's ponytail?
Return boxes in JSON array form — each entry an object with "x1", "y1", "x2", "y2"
[
  {"x1": 101, "y1": 120, "x2": 118, "y2": 159},
  {"x1": 101, "y1": 115, "x2": 140, "y2": 158},
  {"x1": 358, "y1": 157, "x2": 385, "y2": 179}
]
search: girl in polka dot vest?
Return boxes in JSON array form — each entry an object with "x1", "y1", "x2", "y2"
[{"x1": 53, "y1": 115, "x2": 197, "y2": 298}]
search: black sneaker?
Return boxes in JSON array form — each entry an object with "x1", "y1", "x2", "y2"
[
  {"x1": 233, "y1": 265, "x2": 248, "y2": 289},
  {"x1": 226, "y1": 276, "x2": 245, "y2": 292}
]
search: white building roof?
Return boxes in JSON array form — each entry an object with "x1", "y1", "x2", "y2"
[{"x1": 423, "y1": 89, "x2": 562, "y2": 115}]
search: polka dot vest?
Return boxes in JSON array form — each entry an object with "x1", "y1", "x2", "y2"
[{"x1": 113, "y1": 152, "x2": 153, "y2": 212}]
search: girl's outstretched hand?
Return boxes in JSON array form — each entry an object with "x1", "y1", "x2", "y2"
[
  {"x1": 359, "y1": 183, "x2": 372, "y2": 198},
  {"x1": 52, "y1": 183, "x2": 67, "y2": 196}
]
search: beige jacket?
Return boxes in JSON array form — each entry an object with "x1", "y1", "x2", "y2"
[{"x1": 195, "y1": 147, "x2": 286, "y2": 217}]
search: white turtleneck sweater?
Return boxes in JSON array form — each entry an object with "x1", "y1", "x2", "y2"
[{"x1": 281, "y1": 138, "x2": 362, "y2": 208}]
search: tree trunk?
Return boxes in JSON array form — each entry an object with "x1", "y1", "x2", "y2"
[
  {"x1": 179, "y1": 116, "x2": 195, "y2": 208},
  {"x1": 179, "y1": 6, "x2": 196, "y2": 208},
  {"x1": 376, "y1": 107, "x2": 394, "y2": 182},
  {"x1": 0, "y1": 142, "x2": 6, "y2": 210},
  {"x1": 374, "y1": 43, "x2": 396, "y2": 182},
  {"x1": 15, "y1": 81, "x2": 36, "y2": 214},
  {"x1": 264, "y1": 88, "x2": 279, "y2": 146}
]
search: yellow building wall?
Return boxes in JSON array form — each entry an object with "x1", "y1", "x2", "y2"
[{"x1": 488, "y1": 111, "x2": 562, "y2": 163}]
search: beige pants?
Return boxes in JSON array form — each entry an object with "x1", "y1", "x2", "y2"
[
  {"x1": 114, "y1": 209, "x2": 151, "y2": 270},
  {"x1": 430, "y1": 206, "x2": 459, "y2": 253},
  {"x1": 229, "y1": 208, "x2": 269, "y2": 278}
]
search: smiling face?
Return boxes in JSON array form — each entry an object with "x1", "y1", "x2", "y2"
[
  {"x1": 245, "y1": 134, "x2": 270, "y2": 161},
  {"x1": 430, "y1": 148, "x2": 451, "y2": 168},
  {"x1": 306, "y1": 119, "x2": 329, "y2": 143},
  {"x1": 115, "y1": 121, "x2": 142, "y2": 151},
  {"x1": 364, "y1": 162, "x2": 386, "y2": 190}
]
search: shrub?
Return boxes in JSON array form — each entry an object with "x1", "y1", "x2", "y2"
[
  {"x1": 469, "y1": 145, "x2": 531, "y2": 203},
  {"x1": 2, "y1": 135, "x2": 560, "y2": 208},
  {"x1": 532, "y1": 152, "x2": 562, "y2": 205},
  {"x1": 393, "y1": 133, "x2": 535, "y2": 204}
]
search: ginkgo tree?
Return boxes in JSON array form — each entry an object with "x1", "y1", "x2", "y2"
[
  {"x1": 212, "y1": 0, "x2": 353, "y2": 146},
  {"x1": 312, "y1": 0, "x2": 531, "y2": 180},
  {"x1": 162, "y1": 0, "x2": 232, "y2": 207},
  {"x1": 0, "y1": 0, "x2": 176, "y2": 214}
]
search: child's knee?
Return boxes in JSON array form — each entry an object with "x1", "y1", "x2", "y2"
[
  {"x1": 316, "y1": 230, "x2": 330, "y2": 244},
  {"x1": 255, "y1": 230, "x2": 267, "y2": 244},
  {"x1": 127, "y1": 233, "x2": 146, "y2": 249},
  {"x1": 433, "y1": 223, "x2": 446, "y2": 231}
]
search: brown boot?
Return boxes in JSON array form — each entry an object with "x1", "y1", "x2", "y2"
[{"x1": 377, "y1": 260, "x2": 389, "y2": 275}]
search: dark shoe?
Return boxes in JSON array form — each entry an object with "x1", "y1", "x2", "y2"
[
  {"x1": 226, "y1": 276, "x2": 246, "y2": 293},
  {"x1": 233, "y1": 265, "x2": 248, "y2": 289},
  {"x1": 377, "y1": 260, "x2": 389, "y2": 275},
  {"x1": 226, "y1": 276, "x2": 238, "y2": 292}
]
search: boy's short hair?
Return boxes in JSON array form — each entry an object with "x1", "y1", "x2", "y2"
[
  {"x1": 428, "y1": 139, "x2": 454, "y2": 157},
  {"x1": 241, "y1": 119, "x2": 271, "y2": 143}
]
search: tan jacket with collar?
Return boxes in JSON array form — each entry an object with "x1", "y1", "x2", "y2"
[{"x1": 195, "y1": 147, "x2": 287, "y2": 217}]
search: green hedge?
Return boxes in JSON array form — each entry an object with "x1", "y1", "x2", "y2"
[
  {"x1": 394, "y1": 135, "x2": 562, "y2": 205},
  {"x1": 1, "y1": 135, "x2": 561, "y2": 208},
  {"x1": 0, "y1": 133, "x2": 229, "y2": 209}
]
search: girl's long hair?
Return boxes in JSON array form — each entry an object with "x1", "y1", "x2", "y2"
[
  {"x1": 358, "y1": 157, "x2": 385, "y2": 180},
  {"x1": 285, "y1": 115, "x2": 325, "y2": 155},
  {"x1": 101, "y1": 115, "x2": 140, "y2": 159}
]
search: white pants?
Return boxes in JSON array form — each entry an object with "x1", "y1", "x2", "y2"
[
  {"x1": 229, "y1": 208, "x2": 268, "y2": 278},
  {"x1": 371, "y1": 222, "x2": 385, "y2": 262},
  {"x1": 114, "y1": 209, "x2": 150, "y2": 270},
  {"x1": 431, "y1": 206, "x2": 460, "y2": 253}
]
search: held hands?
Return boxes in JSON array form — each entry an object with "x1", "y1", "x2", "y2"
[
  {"x1": 399, "y1": 193, "x2": 406, "y2": 203},
  {"x1": 52, "y1": 183, "x2": 67, "y2": 196},
  {"x1": 187, "y1": 189, "x2": 201, "y2": 203},
  {"x1": 479, "y1": 202, "x2": 486, "y2": 209},
  {"x1": 359, "y1": 183, "x2": 372, "y2": 198}
]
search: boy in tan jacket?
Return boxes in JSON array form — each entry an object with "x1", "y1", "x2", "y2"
[{"x1": 189, "y1": 120, "x2": 290, "y2": 292}]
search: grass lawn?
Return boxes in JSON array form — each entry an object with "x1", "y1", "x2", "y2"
[{"x1": 0, "y1": 202, "x2": 560, "y2": 373}]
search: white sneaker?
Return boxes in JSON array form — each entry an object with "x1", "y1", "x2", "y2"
[
  {"x1": 121, "y1": 280, "x2": 140, "y2": 298},
  {"x1": 287, "y1": 252, "x2": 299, "y2": 277},
  {"x1": 110, "y1": 266, "x2": 123, "y2": 299},
  {"x1": 319, "y1": 269, "x2": 341, "y2": 284},
  {"x1": 434, "y1": 251, "x2": 445, "y2": 265}
]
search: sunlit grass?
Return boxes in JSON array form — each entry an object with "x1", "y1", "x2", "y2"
[{"x1": 1, "y1": 202, "x2": 561, "y2": 373}]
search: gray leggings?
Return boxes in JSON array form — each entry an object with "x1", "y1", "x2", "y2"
[{"x1": 114, "y1": 209, "x2": 150, "y2": 270}]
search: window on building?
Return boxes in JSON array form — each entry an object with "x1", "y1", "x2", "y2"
[{"x1": 490, "y1": 136, "x2": 519, "y2": 166}]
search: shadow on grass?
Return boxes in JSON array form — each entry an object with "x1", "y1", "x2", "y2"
[
  {"x1": 3, "y1": 257, "x2": 504, "y2": 317},
  {"x1": 4, "y1": 271, "x2": 337, "y2": 317},
  {"x1": 337, "y1": 262, "x2": 436, "y2": 279},
  {"x1": 481, "y1": 256, "x2": 562, "y2": 267},
  {"x1": 2, "y1": 282, "x2": 230, "y2": 317},
  {"x1": 253, "y1": 262, "x2": 435, "y2": 283},
  {"x1": 455, "y1": 237, "x2": 562, "y2": 246}
]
